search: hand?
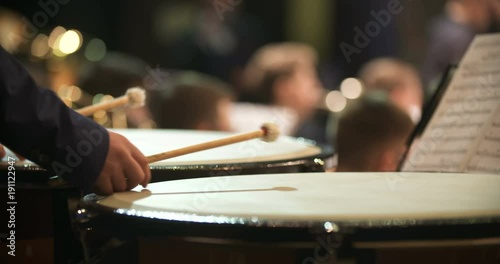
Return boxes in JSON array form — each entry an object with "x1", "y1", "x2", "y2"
[
  {"x1": 0, "y1": 144, "x2": 5, "y2": 159},
  {"x1": 93, "y1": 131, "x2": 151, "y2": 195},
  {"x1": 0, "y1": 144, "x2": 25, "y2": 161}
]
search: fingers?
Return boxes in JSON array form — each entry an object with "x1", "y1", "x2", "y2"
[
  {"x1": 0, "y1": 145, "x2": 5, "y2": 159},
  {"x1": 92, "y1": 131, "x2": 151, "y2": 195},
  {"x1": 0, "y1": 145, "x2": 25, "y2": 161},
  {"x1": 130, "y1": 146, "x2": 151, "y2": 187},
  {"x1": 110, "y1": 169, "x2": 127, "y2": 193},
  {"x1": 15, "y1": 153, "x2": 25, "y2": 161},
  {"x1": 94, "y1": 174, "x2": 113, "y2": 196},
  {"x1": 123, "y1": 154, "x2": 144, "y2": 190}
]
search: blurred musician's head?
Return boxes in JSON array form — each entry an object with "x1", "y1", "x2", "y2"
[
  {"x1": 242, "y1": 42, "x2": 322, "y2": 123},
  {"x1": 336, "y1": 92, "x2": 414, "y2": 172},
  {"x1": 150, "y1": 71, "x2": 234, "y2": 131},
  {"x1": 0, "y1": 8, "x2": 26, "y2": 54},
  {"x1": 445, "y1": 0, "x2": 495, "y2": 32},
  {"x1": 488, "y1": 0, "x2": 500, "y2": 31},
  {"x1": 77, "y1": 52, "x2": 153, "y2": 128},
  {"x1": 78, "y1": 52, "x2": 148, "y2": 96},
  {"x1": 358, "y1": 57, "x2": 423, "y2": 123}
]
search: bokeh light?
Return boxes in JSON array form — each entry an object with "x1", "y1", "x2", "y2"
[
  {"x1": 84, "y1": 38, "x2": 107, "y2": 61},
  {"x1": 340, "y1": 77, "x2": 363, "y2": 99},
  {"x1": 31, "y1": 34, "x2": 50, "y2": 58},
  {"x1": 325, "y1": 90, "x2": 347, "y2": 112},
  {"x1": 58, "y1": 30, "x2": 82, "y2": 55},
  {"x1": 48, "y1": 26, "x2": 66, "y2": 48}
]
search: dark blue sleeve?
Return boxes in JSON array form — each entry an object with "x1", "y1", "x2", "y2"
[{"x1": 0, "y1": 46, "x2": 109, "y2": 191}]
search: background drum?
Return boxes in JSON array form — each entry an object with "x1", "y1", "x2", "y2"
[
  {"x1": 79, "y1": 172, "x2": 500, "y2": 263},
  {"x1": 111, "y1": 129, "x2": 334, "y2": 181},
  {"x1": 0, "y1": 128, "x2": 334, "y2": 263},
  {"x1": 0, "y1": 129, "x2": 334, "y2": 183}
]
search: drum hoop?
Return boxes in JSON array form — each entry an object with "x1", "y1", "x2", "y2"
[
  {"x1": 0, "y1": 162, "x2": 48, "y2": 171},
  {"x1": 0, "y1": 143, "x2": 334, "y2": 183},
  {"x1": 81, "y1": 193, "x2": 500, "y2": 232},
  {"x1": 149, "y1": 144, "x2": 333, "y2": 171},
  {"x1": 0, "y1": 162, "x2": 69, "y2": 189},
  {"x1": 149, "y1": 138, "x2": 333, "y2": 168}
]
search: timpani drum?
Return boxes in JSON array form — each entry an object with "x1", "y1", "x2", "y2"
[
  {"x1": 111, "y1": 129, "x2": 334, "y2": 181},
  {"x1": 78, "y1": 172, "x2": 500, "y2": 264},
  {"x1": 0, "y1": 151, "x2": 79, "y2": 263},
  {"x1": 0, "y1": 129, "x2": 333, "y2": 262},
  {"x1": 0, "y1": 128, "x2": 334, "y2": 183}
]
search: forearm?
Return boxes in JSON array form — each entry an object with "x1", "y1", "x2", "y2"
[{"x1": 0, "y1": 47, "x2": 109, "y2": 191}]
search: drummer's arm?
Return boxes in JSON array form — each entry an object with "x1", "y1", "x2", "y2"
[{"x1": 0, "y1": 46, "x2": 150, "y2": 193}]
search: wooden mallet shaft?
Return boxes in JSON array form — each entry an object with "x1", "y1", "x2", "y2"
[
  {"x1": 147, "y1": 123, "x2": 279, "y2": 163},
  {"x1": 77, "y1": 96, "x2": 129, "y2": 116},
  {"x1": 76, "y1": 87, "x2": 145, "y2": 117}
]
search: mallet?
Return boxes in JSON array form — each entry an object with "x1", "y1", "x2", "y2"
[
  {"x1": 76, "y1": 87, "x2": 146, "y2": 117},
  {"x1": 147, "y1": 123, "x2": 280, "y2": 163}
]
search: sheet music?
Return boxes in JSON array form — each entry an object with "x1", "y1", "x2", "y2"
[
  {"x1": 403, "y1": 33, "x2": 500, "y2": 172},
  {"x1": 467, "y1": 105, "x2": 500, "y2": 173}
]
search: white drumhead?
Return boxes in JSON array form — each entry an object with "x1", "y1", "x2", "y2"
[
  {"x1": 111, "y1": 129, "x2": 322, "y2": 165},
  {"x1": 0, "y1": 148, "x2": 34, "y2": 167},
  {"x1": 1, "y1": 129, "x2": 323, "y2": 167},
  {"x1": 98, "y1": 172, "x2": 500, "y2": 223}
]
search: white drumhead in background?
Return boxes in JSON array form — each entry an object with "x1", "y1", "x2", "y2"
[
  {"x1": 1, "y1": 129, "x2": 322, "y2": 166},
  {"x1": 111, "y1": 129, "x2": 321, "y2": 165},
  {"x1": 99, "y1": 172, "x2": 500, "y2": 223},
  {"x1": 229, "y1": 103, "x2": 299, "y2": 136}
]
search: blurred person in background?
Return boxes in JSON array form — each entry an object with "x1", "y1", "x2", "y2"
[
  {"x1": 241, "y1": 42, "x2": 325, "y2": 141},
  {"x1": 422, "y1": 0, "x2": 500, "y2": 91},
  {"x1": 492, "y1": 0, "x2": 500, "y2": 30},
  {"x1": 0, "y1": 7, "x2": 25, "y2": 54},
  {"x1": 335, "y1": 92, "x2": 415, "y2": 172},
  {"x1": 158, "y1": 0, "x2": 268, "y2": 92},
  {"x1": 358, "y1": 57, "x2": 424, "y2": 124},
  {"x1": 148, "y1": 70, "x2": 234, "y2": 131},
  {"x1": 328, "y1": 0, "x2": 399, "y2": 87},
  {"x1": 0, "y1": 7, "x2": 51, "y2": 88}
]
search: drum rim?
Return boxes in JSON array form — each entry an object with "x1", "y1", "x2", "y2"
[
  {"x1": 149, "y1": 143, "x2": 333, "y2": 171},
  {"x1": 0, "y1": 141, "x2": 334, "y2": 171},
  {"x1": 80, "y1": 193, "x2": 500, "y2": 232},
  {"x1": 0, "y1": 161, "x2": 48, "y2": 171},
  {"x1": 0, "y1": 143, "x2": 333, "y2": 187}
]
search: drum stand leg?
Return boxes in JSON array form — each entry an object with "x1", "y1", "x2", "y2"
[
  {"x1": 78, "y1": 235, "x2": 138, "y2": 264},
  {"x1": 53, "y1": 188, "x2": 82, "y2": 264},
  {"x1": 75, "y1": 208, "x2": 139, "y2": 264},
  {"x1": 78, "y1": 227, "x2": 91, "y2": 262}
]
